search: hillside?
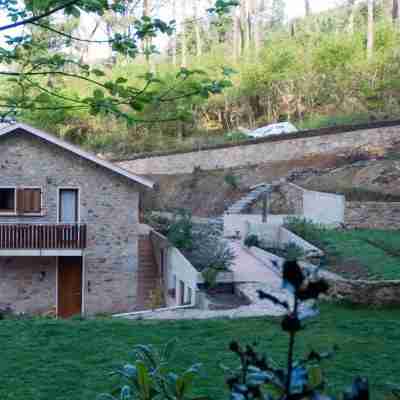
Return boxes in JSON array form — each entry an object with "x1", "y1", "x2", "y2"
[{"x1": 144, "y1": 153, "x2": 400, "y2": 217}]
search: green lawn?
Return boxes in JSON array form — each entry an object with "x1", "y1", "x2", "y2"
[
  {"x1": 0, "y1": 303, "x2": 399, "y2": 399},
  {"x1": 319, "y1": 229, "x2": 400, "y2": 280}
]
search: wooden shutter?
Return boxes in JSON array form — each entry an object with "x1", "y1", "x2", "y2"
[
  {"x1": 31, "y1": 189, "x2": 41, "y2": 213},
  {"x1": 16, "y1": 189, "x2": 25, "y2": 215},
  {"x1": 17, "y1": 188, "x2": 42, "y2": 214}
]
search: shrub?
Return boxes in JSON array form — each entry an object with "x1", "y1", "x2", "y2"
[
  {"x1": 184, "y1": 224, "x2": 235, "y2": 272},
  {"x1": 98, "y1": 339, "x2": 203, "y2": 400},
  {"x1": 284, "y1": 217, "x2": 326, "y2": 248},
  {"x1": 224, "y1": 170, "x2": 240, "y2": 190},
  {"x1": 167, "y1": 210, "x2": 194, "y2": 251},
  {"x1": 244, "y1": 234, "x2": 260, "y2": 248}
]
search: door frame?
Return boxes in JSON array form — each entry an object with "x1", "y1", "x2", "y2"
[
  {"x1": 56, "y1": 255, "x2": 85, "y2": 317},
  {"x1": 57, "y1": 187, "x2": 81, "y2": 223}
]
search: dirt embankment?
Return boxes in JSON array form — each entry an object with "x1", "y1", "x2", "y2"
[{"x1": 143, "y1": 153, "x2": 400, "y2": 217}]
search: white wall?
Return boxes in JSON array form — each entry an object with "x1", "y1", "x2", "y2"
[
  {"x1": 278, "y1": 227, "x2": 323, "y2": 255},
  {"x1": 303, "y1": 190, "x2": 345, "y2": 227},
  {"x1": 166, "y1": 247, "x2": 201, "y2": 307},
  {"x1": 224, "y1": 214, "x2": 263, "y2": 237}
]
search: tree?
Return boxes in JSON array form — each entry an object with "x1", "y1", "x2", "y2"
[
  {"x1": 393, "y1": 0, "x2": 400, "y2": 24},
  {"x1": 367, "y1": 0, "x2": 374, "y2": 60},
  {"x1": 181, "y1": 0, "x2": 188, "y2": 66},
  {"x1": 0, "y1": 0, "x2": 237, "y2": 124},
  {"x1": 347, "y1": 0, "x2": 357, "y2": 34},
  {"x1": 304, "y1": 0, "x2": 311, "y2": 17},
  {"x1": 193, "y1": 0, "x2": 203, "y2": 57},
  {"x1": 171, "y1": 0, "x2": 177, "y2": 65}
]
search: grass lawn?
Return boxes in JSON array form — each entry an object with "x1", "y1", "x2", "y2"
[
  {"x1": 0, "y1": 303, "x2": 399, "y2": 399},
  {"x1": 319, "y1": 229, "x2": 400, "y2": 280}
]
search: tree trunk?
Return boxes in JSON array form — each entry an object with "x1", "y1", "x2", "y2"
[
  {"x1": 143, "y1": 0, "x2": 155, "y2": 72},
  {"x1": 304, "y1": 0, "x2": 311, "y2": 17},
  {"x1": 240, "y1": 0, "x2": 250, "y2": 53},
  {"x1": 181, "y1": 0, "x2": 187, "y2": 67},
  {"x1": 393, "y1": 0, "x2": 400, "y2": 24},
  {"x1": 172, "y1": 0, "x2": 177, "y2": 65},
  {"x1": 233, "y1": 9, "x2": 241, "y2": 61},
  {"x1": 347, "y1": 0, "x2": 357, "y2": 34},
  {"x1": 253, "y1": 0, "x2": 261, "y2": 58},
  {"x1": 194, "y1": 0, "x2": 202, "y2": 57},
  {"x1": 367, "y1": 0, "x2": 374, "y2": 60}
]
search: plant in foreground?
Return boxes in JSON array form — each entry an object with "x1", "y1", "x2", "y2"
[{"x1": 226, "y1": 260, "x2": 369, "y2": 400}]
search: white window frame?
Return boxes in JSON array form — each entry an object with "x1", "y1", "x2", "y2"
[{"x1": 57, "y1": 187, "x2": 81, "y2": 224}]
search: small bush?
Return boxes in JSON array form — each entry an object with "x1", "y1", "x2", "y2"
[
  {"x1": 244, "y1": 234, "x2": 260, "y2": 248},
  {"x1": 224, "y1": 170, "x2": 240, "y2": 190},
  {"x1": 284, "y1": 217, "x2": 326, "y2": 248},
  {"x1": 167, "y1": 210, "x2": 194, "y2": 251}
]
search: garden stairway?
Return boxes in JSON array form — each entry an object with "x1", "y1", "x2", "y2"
[{"x1": 226, "y1": 183, "x2": 272, "y2": 214}]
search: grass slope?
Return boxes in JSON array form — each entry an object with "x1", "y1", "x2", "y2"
[
  {"x1": 0, "y1": 303, "x2": 399, "y2": 399},
  {"x1": 320, "y1": 230, "x2": 400, "y2": 280}
]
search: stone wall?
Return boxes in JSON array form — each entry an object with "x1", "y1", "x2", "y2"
[
  {"x1": 117, "y1": 121, "x2": 400, "y2": 175},
  {"x1": 0, "y1": 130, "x2": 143, "y2": 315},
  {"x1": 0, "y1": 256, "x2": 56, "y2": 314},
  {"x1": 345, "y1": 202, "x2": 400, "y2": 229},
  {"x1": 327, "y1": 277, "x2": 400, "y2": 306}
]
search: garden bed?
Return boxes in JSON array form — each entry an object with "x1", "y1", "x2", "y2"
[{"x1": 285, "y1": 218, "x2": 400, "y2": 280}]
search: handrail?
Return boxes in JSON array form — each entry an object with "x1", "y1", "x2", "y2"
[{"x1": 0, "y1": 223, "x2": 87, "y2": 249}]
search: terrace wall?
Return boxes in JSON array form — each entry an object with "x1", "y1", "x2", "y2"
[
  {"x1": 345, "y1": 202, "x2": 400, "y2": 229},
  {"x1": 116, "y1": 121, "x2": 400, "y2": 175}
]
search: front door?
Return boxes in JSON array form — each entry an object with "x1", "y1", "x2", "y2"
[{"x1": 58, "y1": 256, "x2": 82, "y2": 318}]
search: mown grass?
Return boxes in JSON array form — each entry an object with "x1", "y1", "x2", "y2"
[
  {"x1": 319, "y1": 229, "x2": 400, "y2": 280},
  {"x1": 0, "y1": 303, "x2": 399, "y2": 400}
]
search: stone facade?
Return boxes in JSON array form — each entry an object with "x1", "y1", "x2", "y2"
[
  {"x1": 117, "y1": 122, "x2": 400, "y2": 175},
  {"x1": 0, "y1": 130, "x2": 144, "y2": 315},
  {"x1": 345, "y1": 201, "x2": 400, "y2": 229},
  {"x1": 327, "y1": 277, "x2": 400, "y2": 306},
  {"x1": 249, "y1": 182, "x2": 304, "y2": 215},
  {"x1": 0, "y1": 256, "x2": 56, "y2": 314}
]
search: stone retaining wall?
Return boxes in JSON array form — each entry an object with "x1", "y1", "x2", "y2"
[
  {"x1": 345, "y1": 202, "x2": 400, "y2": 229},
  {"x1": 327, "y1": 277, "x2": 400, "y2": 306},
  {"x1": 117, "y1": 121, "x2": 400, "y2": 175}
]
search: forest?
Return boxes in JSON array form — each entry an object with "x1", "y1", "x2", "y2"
[{"x1": 2, "y1": 0, "x2": 400, "y2": 156}]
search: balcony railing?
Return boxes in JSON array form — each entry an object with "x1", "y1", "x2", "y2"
[{"x1": 0, "y1": 224, "x2": 87, "y2": 250}]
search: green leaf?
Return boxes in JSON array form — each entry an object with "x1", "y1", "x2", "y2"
[
  {"x1": 92, "y1": 69, "x2": 105, "y2": 77},
  {"x1": 308, "y1": 366, "x2": 323, "y2": 388},
  {"x1": 136, "y1": 360, "x2": 151, "y2": 399}
]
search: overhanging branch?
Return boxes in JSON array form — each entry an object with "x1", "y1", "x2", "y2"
[{"x1": 0, "y1": 0, "x2": 80, "y2": 32}]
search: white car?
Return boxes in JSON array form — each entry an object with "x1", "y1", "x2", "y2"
[{"x1": 248, "y1": 122, "x2": 298, "y2": 138}]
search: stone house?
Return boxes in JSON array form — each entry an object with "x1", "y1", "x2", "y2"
[{"x1": 0, "y1": 123, "x2": 156, "y2": 317}]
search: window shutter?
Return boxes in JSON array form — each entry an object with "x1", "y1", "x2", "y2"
[
  {"x1": 16, "y1": 188, "x2": 42, "y2": 214},
  {"x1": 31, "y1": 189, "x2": 41, "y2": 213},
  {"x1": 16, "y1": 189, "x2": 25, "y2": 215}
]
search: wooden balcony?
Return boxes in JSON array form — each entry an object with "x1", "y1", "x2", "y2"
[{"x1": 0, "y1": 224, "x2": 87, "y2": 250}]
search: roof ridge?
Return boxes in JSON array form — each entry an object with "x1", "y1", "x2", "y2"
[{"x1": 0, "y1": 123, "x2": 154, "y2": 189}]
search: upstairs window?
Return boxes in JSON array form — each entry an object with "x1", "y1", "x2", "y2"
[
  {"x1": 0, "y1": 187, "x2": 42, "y2": 215},
  {"x1": 0, "y1": 188, "x2": 15, "y2": 213}
]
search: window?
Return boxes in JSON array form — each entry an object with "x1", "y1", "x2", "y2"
[
  {"x1": 0, "y1": 187, "x2": 42, "y2": 215},
  {"x1": 0, "y1": 188, "x2": 15, "y2": 213},
  {"x1": 59, "y1": 189, "x2": 79, "y2": 223}
]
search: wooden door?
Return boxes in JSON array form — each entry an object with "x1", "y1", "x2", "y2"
[{"x1": 58, "y1": 257, "x2": 82, "y2": 318}]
